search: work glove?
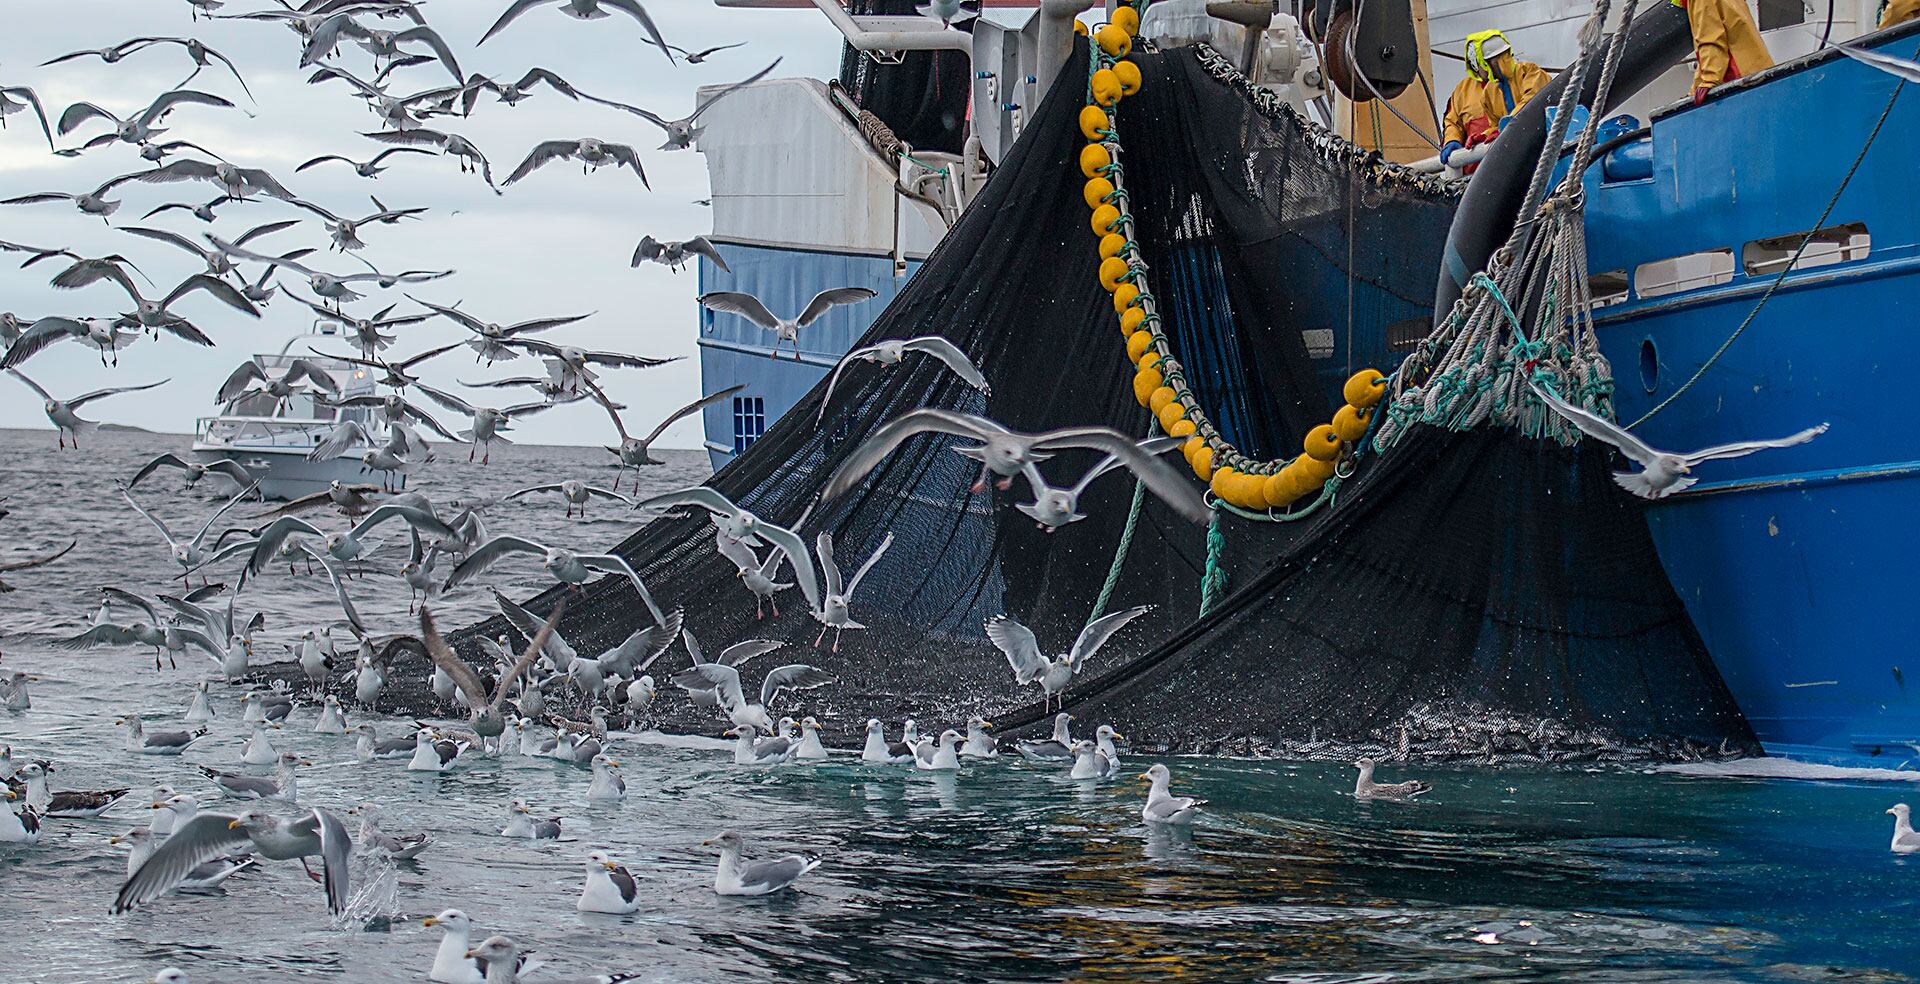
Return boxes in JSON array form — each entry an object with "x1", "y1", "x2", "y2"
[{"x1": 1440, "y1": 140, "x2": 1463, "y2": 165}]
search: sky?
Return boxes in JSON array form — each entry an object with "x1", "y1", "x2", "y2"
[{"x1": 0, "y1": 0, "x2": 847, "y2": 448}]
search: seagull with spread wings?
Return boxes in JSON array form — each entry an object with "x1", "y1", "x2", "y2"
[
  {"x1": 301, "y1": 15, "x2": 464, "y2": 84},
  {"x1": 420, "y1": 601, "x2": 563, "y2": 743},
  {"x1": 408, "y1": 295, "x2": 588, "y2": 365},
  {"x1": 1530, "y1": 383, "x2": 1828, "y2": 498},
  {"x1": 631, "y1": 234, "x2": 729, "y2": 273},
  {"x1": 288, "y1": 196, "x2": 427, "y2": 251},
  {"x1": 295, "y1": 146, "x2": 432, "y2": 178},
  {"x1": 699, "y1": 286, "x2": 878, "y2": 358},
  {"x1": 127, "y1": 453, "x2": 253, "y2": 492},
  {"x1": 632, "y1": 486, "x2": 821, "y2": 615},
  {"x1": 412, "y1": 382, "x2": 555, "y2": 464},
  {"x1": 584, "y1": 378, "x2": 742, "y2": 490},
  {"x1": 358, "y1": 128, "x2": 499, "y2": 191},
  {"x1": 216, "y1": 357, "x2": 339, "y2": 412},
  {"x1": 671, "y1": 659, "x2": 833, "y2": 737},
  {"x1": 812, "y1": 530, "x2": 892, "y2": 652},
  {"x1": 1, "y1": 316, "x2": 141, "y2": 369},
  {"x1": 503, "y1": 137, "x2": 648, "y2": 187},
  {"x1": 312, "y1": 341, "x2": 460, "y2": 393},
  {"x1": 461, "y1": 66, "x2": 582, "y2": 112},
  {"x1": 585, "y1": 59, "x2": 780, "y2": 150},
  {"x1": 480, "y1": 0, "x2": 675, "y2": 63},
  {"x1": 307, "y1": 65, "x2": 465, "y2": 132},
  {"x1": 56, "y1": 89, "x2": 234, "y2": 151},
  {"x1": 1, "y1": 177, "x2": 126, "y2": 221},
  {"x1": 114, "y1": 220, "x2": 297, "y2": 283},
  {"x1": 986, "y1": 605, "x2": 1153, "y2": 711},
  {"x1": 211, "y1": 236, "x2": 449, "y2": 308},
  {"x1": 121, "y1": 480, "x2": 258, "y2": 583},
  {"x1": 498, "y1": 338, "x2": 677, "y2": 394},
  {"x1": 295, "y1": 298, "x2": 432, "y2": 357},
  {"x1": 7, "y1": 370, "x2": 167, "y2": 447},
  {"x1": 43, "y1": 37, "x2": 252, "y2": 100},
  {"x1": 816, "y1": 335, "x2": 987, "y2": 422},
  {"x1": 822, "y1": 409, "x2": 1213, "y2": 523},
  {"x1": 0, "y1": 85, "x2": 55, "y2": 151},
  {"x1": 113, "y1": 807, "x2": 353, "y2": 915},
  {"x1": 104, "y1": 158, "x2": 297, "y2": 201},
  {"x1": 444, "y1": 534, "x2": 664, "y2": 616}
]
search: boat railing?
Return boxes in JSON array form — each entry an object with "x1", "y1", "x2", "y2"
[{"x1": 194, "y1": 414, "x2": 375, "y2": 451}]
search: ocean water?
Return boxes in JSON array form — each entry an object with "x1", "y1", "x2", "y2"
[{"x1": 1, "y1": 427, "x2": 1916, "y2": 983}]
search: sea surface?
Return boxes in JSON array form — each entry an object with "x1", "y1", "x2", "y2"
[{"x1": 1, "y1": 427, "x2": 1916, "y2": 983}]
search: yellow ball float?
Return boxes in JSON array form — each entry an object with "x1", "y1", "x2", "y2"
[
  {"x1": 1079, "y1": 142, "x2": 1112, "y2": 179},
  {"x1": 1096, "y1": 24, "x2": 1132, "y2": 58},
  {"x1": 1090, "y1": 69, "x2": 1122, "y2": 107},
  {"x1": 1098, "y1": 232, "x2": 1128, "y2": 260},
  {"x1": 1343, "y1": 368, "x2": 1387, "y2": 409},
  {"x1": 1098, "y1": 256, "x2": 1129, "y2": 292},
  {"x1": 1078, "y1": 105, "x2": 1108, "y2": 141},
  {"x1": 1148, "y1": 386, "x2": 1177, "y2": 415},
  {"x1": 1083, "y1": 176, "x2": 1114, "y2": 210},
  {"x1": 1191, "y1": 446, "x2": 1215, "y2": 480},
  {"x1": 1113, "y1": 59, "x2": 1143, "y2": 95},
  {"x1": 1073, "y1": 18, "x2": 1089, "y2": 36},
  {"x1": 1132, "y1": 365, "x2": 1162, "y2": 406},
  {"x1": 1263, "y1": 472, "x2": 1302, "y2": 508},
  {"x1": 1181, "y1": 435, "x2": 1205, "y2": 460},
  {"x1": 1303, "y1": 424, "x2": 1342, "y2": 461},
  {"x1": 1332, "y1": 403, "x2": 1372, "y2": 442},
  {"x1": 1169, "y1": 418, "x2": 1197, "y2": 438},
  {"x1": 1090, "y1": 203, "x2": 1121, "y2": 236},
  {"x1": 1210, "y1": 466, "x2": 1239, "y2": 500},
  {"x1": 1157, "y1": 401, "x2": 1188, "y2": 432},
  {"x1": 1111, "y1": 5, "x2": 1140, "y2": 35},
  {"x1": 1125, "y1": 328, "x2": 1153, "y2": 362},
  {"x1": 1299, "y1": 453, "x2": 1338, "y2": 483},
  {"x1": 1111, "y1": 281, "x2": 1139, "y2": 313},
  {"x1": 1119, "y1": 305, "x2": 1146, "y2": 333}
]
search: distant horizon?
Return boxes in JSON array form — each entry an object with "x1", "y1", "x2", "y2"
[{"x1": 0, "y1": 424, "x2": 708, "y2": 452}]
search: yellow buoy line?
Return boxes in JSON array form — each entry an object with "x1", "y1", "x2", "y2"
[{"x1": 1077, "y1": 7, "x2": 1387, "y2": 515}]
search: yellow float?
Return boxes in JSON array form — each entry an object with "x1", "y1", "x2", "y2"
[
  {"x1": 1083, "y1": 176, "x2": 1115, "y2": 209},
  {"x1": 1079, "y1": 105, "x2": 1108, "y2": 141},
  {"x1": 1098, "y1": 256, "x2": 1129, "y2": 292},
  {"x1": 1080, "y1": 143, "x2": 1112, "y2": 178},
  {"x1": 1303, "y1": 424, "x2": 1341, "y2": 461},
  {"x1": 1113, "y1": 60, "x2": 1142, "y2": 95},
  {"x1": 1332, "y1": 403, "x2": 1372, "y2": 442},
  {"x1": 1343, "y1": 369, "x2": 1387, "y2": 408},
  {"x1": 1125, "y1": 329, "x2": 1153, "y2": 362}
]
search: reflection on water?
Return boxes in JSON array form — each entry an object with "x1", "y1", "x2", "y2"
[{"x1": 0, "y1": 429, "x2": 1916, "y2": 982}]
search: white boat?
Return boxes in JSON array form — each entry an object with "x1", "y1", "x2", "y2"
[{"x1": 191, "y1": 331, "x2": 400, "y2": 501}]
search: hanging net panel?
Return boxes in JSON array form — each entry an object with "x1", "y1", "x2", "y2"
[{"x1": 445, "y1": 36, "x2": 1756, "y2": 762}]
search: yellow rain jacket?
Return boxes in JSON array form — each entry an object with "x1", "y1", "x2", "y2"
[
  {"x1": 1882, "y1": 0, "x2": 1920, "y2": 28},
  {"x1": 1441, "y1": 50, "x2": 1552, "y2": 146},
  {"x1": 1674, "y1": 0, "x2": 1774, "y2": 92}
]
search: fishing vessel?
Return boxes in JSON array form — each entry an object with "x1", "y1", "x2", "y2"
[
  {"x1": 190, "y1": 331, "x2": 393, "y2": 501},
  {"x1": 678, "y1": 0, "x2": 1916, "y2": 763}
]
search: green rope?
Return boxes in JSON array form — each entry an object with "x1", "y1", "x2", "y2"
[
  {"x1": 1087, "y1": 475, "x2": 1148, "y2": 624},
  {"x1": 1198, "y1": 509, "x2": 1228, "y2": 615}
]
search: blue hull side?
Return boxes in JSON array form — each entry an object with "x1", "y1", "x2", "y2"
[
  {"x1": 696, "y1": 240, "x2": 921, "y2": 471},
  {"x1": 1583, "y1": 27, "x2": 1920, "y2": 762}
]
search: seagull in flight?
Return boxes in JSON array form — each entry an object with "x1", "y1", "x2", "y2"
[
  {"x1": 56, "y1": 89, "x2": 233, "y2": 151},
  {"x1": 480, "y1": 0, "x2": 675, "y2": 64},
  {"x1": 631, "y1": 235, "x2": 729, "y2": 273},
  {"x1": 985, "y1": 605, "x2": 1152, "y2": 711},
  {"x1": 412, "y1": 382, "x2": 555, "y2": 463},
  {"x1": 632, "y1": 486, "x2": 821, "y2": 614},
  {"x1": 7, "y1": 370, "x2": 167, "y2": 447},
  {"x1": 1530, "y1": 384, "x2": 1827, "y2": 498},
  {"x1": 586, "y1": 59, "x2": 780, "y2": 149},
  {"x1": 584, "y1": 378, "x2": 743, "y2": 490},
  {"x1": 295, "y1": 146, "x2": 433, "y2": 178},
  {"x1": 409, "y1": 295, "x2": 589, "y2": 364},
  {"x1": 816, "y1": 335, "x2": 988, "y2": 422},
  {"x1": 503, "y1": 137, "x2": 648, "y2": 187},
  {"x1": 698, "y1": 286, "x2": 877, "y2": 358}
]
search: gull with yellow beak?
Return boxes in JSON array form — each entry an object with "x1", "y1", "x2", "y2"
[
  {"x1": 113, "y1": 806, "x2": 352, "y2": 914},
  {"x1": 578, "y1": 849, "x2": 641, "y2": 913}
]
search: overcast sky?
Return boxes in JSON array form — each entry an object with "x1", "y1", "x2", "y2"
[{"x1": 0, "y1": 0, "x2": 847, "y2": 447}]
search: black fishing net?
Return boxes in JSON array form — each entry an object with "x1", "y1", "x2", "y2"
[
  {"x1": 836, "y1": 0, "x2": 972, "y2": 155},
  {"x1": 441, "y1": 42, "x2": 1755, "y2": 761}
]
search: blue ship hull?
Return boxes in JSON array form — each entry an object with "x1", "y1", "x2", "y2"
[{"x1": 1582, "y1": 26, "x2": 1920, "y2": 764}]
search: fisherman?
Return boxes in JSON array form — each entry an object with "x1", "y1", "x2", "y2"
[
  {"x1": 1880, "y1": 0, "x2": 1920, "y2": 28},
  {"x1": 1671, "y1": 0, "x2": 1774, "y2": 105},
  {"x1": 1440, "y1": 30, "x2": 1553, "y2": 172}
]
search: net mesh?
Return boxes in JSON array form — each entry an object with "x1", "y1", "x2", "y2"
[{"x1": 446, "y1": 43, "x2": 1757, "y2": 761}]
